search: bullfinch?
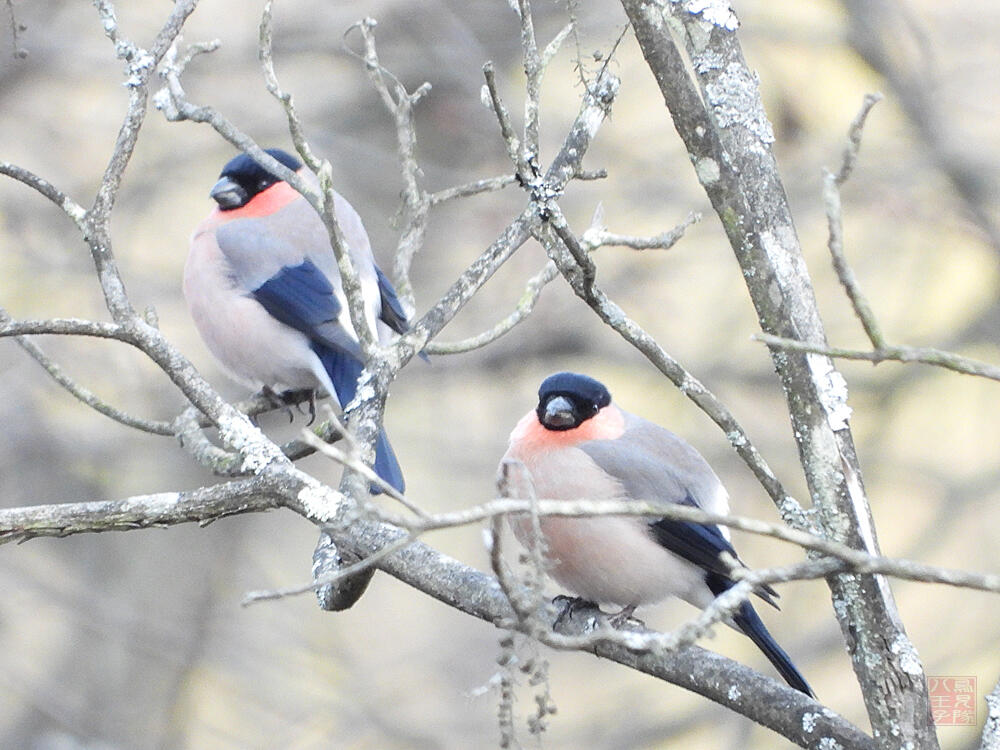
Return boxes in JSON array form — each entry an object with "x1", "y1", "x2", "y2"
[
  {"x1": 500, "y1": 372, "x2": 812, "y2": 696},
  {"x1": 184, "y1": 148, "x2": 408, "y2": 492}
]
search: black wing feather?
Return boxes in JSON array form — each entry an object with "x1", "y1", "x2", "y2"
[{"x1": 647, "y1": 494, "x2": 779, "y2": 608}]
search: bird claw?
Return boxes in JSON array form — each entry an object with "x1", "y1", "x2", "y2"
[
  {"x1": 258, "y1": 386, "x2": 318, "y2": 424},
  {"x1": 299, "y1": 391, "x2": 318, "y2": 425},
  {"x1": 551, "y1": 597, "x2": 642, "y2": 631},
  {"x1": 258, "y1": 385, "x2": 295, "y2": 423},
  {"x1": 608, "y1": 605, "x2": 644, "y2": 630},
  {"x1": 552, "y1": 595, "x2": 600, "y2": 631}
]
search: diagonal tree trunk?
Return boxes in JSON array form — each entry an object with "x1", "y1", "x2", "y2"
[{"x1": 620, "y1": 2, "x2": 937, "y2": 747}]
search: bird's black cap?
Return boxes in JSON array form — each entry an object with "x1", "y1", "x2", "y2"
[
  {"x1": 211, "y1": 148, "x2": 303, "y2": 210},
  {"x1": 220, "y1": 147, "x2": 302, "y2": 179}
]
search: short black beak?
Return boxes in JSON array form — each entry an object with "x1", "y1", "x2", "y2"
[
  {"x1": 210, "y1": 176, "x2": 248, "y2": 210},
  {"x1": 541, "y1": 395, "x2": 576, "y2": 429}
]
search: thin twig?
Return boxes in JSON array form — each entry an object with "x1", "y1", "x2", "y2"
[
  {"x1": 259, "y1": 0, "x2": 319, "y2": 171},
  {"x1": 425, "y1": 210, "x2": 697, "y2": 355},
  {"x1": 754, "y1": 334, "x2": 1000, "y2": 382},
  {"x1": 581, "y1": 210, "x2": 701, "y2": 251},
  {"x1": 242, "y1": 532, "x2": 417, "y2": 605},
  {"x1": 300, "y1": 423, "x2": 428, "y2": 518},
  {"x1": 89, "y1": 0, "x2": 200, "y2": 321},
  {"x1": 346, "y1": 17, "x2": 432, "y2": 313},
  {"x1": 834, "y1": 92, "x2": 883, "y2": 186},
  {"x1": 428, "y1": 174, "x2": 518, "y2": 205},
  {"x1": 0, "y1": 162, "x2": 87, "y2": 228},
  {"x1": 424, "y1": 262, "x2": 559, "y2": 355},
  {"x1": 6, "y1": 482, "x2": 1000, "y2": 596},
  {"x1": 517, "y1": 0, "x2": 542, "y2": 164},
  {"x1": 824, "y1": 93, "x2": 885, "y2": 347},
  {"x1": 0, "y1": 315, "x2": 123, "y2": 340},
  {"x1": 483, "y1": 62, "x2": 523, "y2": 174},
  {"x1": 15, "y1": 336, "x2": 174, "y2": 435}
]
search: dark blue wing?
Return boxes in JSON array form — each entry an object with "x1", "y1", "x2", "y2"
[
  {"x1": 253, "y1": 259, "x2": 341, "y2": 335},
  {"x1": 648, "y1": 515, "x2": 737, "y2": 578},
  {"x1": 253, "y1": 259, "x2": 363, "y2": 361},
  {"x1": 253, "y1": 262, "x2": 404, "y2": 495},
  {"x1": 647, "y1": 496, "x2": 779, "y2": 607}
]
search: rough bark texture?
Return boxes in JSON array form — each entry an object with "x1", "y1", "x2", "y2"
[
  {"x1": 336, "y1": 516, "x2": 875, "y2": 750},
  {"x1": 620, "y1": 1, "x2": 937, "y2": 746}
]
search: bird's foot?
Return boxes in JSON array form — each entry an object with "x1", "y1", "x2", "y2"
[
  {"x1": 257, "y1": 386, "x2": 317, "y2": 424},
  {"x1": 552, "y1": 595, "x2": 601, "y2": 631},
  {"x1": 299, "y1": 390, "x2": 318, "y2": 426},
  {"x1": 608, "y1": 604, "x2": 644, "y2": 630},
  {"x1": 258, "y1": 385, "x2": 296, "y2": 423}
]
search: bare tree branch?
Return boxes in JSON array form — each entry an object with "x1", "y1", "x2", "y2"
[
  {"x1": 8, "y1": 2, "x2": 988, "y2": 746},
  {"x1": 840, "y1": 0, "x2": 1000, "y2": 257},
  {"x1": 983, "y1": 677, "x2": 1000, "y2": 750},
  {"x1": 759, "y1": 93, "x2": 1000, "y2": 385},
  {"x1": 425, "y1": 209, "x2": 698, "y2": 355},
  {"x1": 13, "y1": 335, "x2": 174, "y2": 436},
  {"x1": 621, "y1": 3, "x2": 937, "y2": 745},
  {"x1": 345, "y1": 17, "x2": 432, "y2": 310},
  {"x1": 0, "y1": 161, "x2": 86, "y2": 227},
  {"x1": 1, "y1": 6, "x2": 285, "y2": 473},
  {"x1": 333, "y1": 515, "x2": 875, "y2": 750},
  {"x1": 4, "y1": 483, "x2": 1000, "y2": 598},
  {"x1": 0, "y1": 315, "x2": 123, "y2": 340},
  {"x1": 0, "y1": 478, "x2": 286, "y2": 544},
  {"x1": 754, "y1": 334, "x2": 1000, "y2": 382},
  {"x1": 88, "y1": 0, "x2": 199, "y2": 321},
  {"x1": 400, "y1": 68, "x2": 619, "y2": 358}
]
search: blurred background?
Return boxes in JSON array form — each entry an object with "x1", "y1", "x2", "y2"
[{"x1": 1, "y1": 0, "x2": 999, "y2": 748}]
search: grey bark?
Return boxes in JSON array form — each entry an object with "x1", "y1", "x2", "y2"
[{"x1": 620, "y1": 2, "x2": 937, "y2": 747}]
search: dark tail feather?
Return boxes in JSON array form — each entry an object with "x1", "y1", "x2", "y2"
[
  {"x1": 733, "y1": 600, "x2": 814, "y2": 697},
  {"x1": 312, "y1": 344, "x2": 404, "y2": 494},
  {"x1": 374, "y1": 428, "x2": 405, "y2": 493},
  {"x1": 318, "y1": 345, "x2": 362, "y2": 407}
]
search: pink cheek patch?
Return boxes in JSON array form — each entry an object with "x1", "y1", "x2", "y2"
[
  {"x1": 226, "y1": 180, "x2": 301, "y2": 219},
  {"x1": 574, "y1": 405, "x2": 626, "y2": 442},
  {"x1": 514, "y1": 405, "x2": 626, "y2": 452}
]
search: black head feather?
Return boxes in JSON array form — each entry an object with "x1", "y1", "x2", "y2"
[
  {"x1": 211, "y1": 148, "x2": 302, "y2": 209},
  {"x1": 536, "y1": 372, "x2": 612, "y2": 431}
]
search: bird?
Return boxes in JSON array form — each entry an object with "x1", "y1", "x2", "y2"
[
  {"x1": 499, "y1": 371, "x2": 813, "y2": 696},
  {"x1": 184, "y1": 147, "x2": 408, "y2": 493}
]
